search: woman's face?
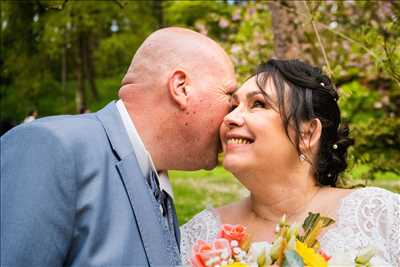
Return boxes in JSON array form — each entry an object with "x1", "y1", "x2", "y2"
[{"x1": 220, "y1": 76, "x2": 299, "y2": 178}]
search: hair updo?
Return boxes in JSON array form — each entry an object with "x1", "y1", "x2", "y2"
[{"x1": 255, "y1": 59, "x2": 354, "y2": 186}]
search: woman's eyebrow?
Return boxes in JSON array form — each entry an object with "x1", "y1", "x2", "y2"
[
  {"x1": 232, "y1": 90, "x2": 265, "y2": 101},
  {"x1": 246, "y1": 90, "x2": 265, "y2": 99}
]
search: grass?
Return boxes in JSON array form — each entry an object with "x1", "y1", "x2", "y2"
[
  {"x1": 170, "y1": 167, "x2": 400, "y2": 225},
  {"x1": 169, "y1": 167, "x2": 247, "y2": 225}
]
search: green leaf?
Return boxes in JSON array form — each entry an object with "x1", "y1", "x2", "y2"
[{"x1": 300, "y1": 213, "x2": 335, "y2": 248}]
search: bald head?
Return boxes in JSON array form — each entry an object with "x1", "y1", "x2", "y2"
[
  {"x1": 117, "y1": 27, "x2": 236, "y2": 171},
  {"x1": 120, "y1": 27, "x2": 232, "y2": 87}
]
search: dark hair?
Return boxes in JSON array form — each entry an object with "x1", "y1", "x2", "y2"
[{"x1": 255, "y1": 59, "x2": 354, "y2": 186}]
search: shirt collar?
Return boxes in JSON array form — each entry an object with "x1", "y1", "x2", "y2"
[{"x1": 115, "y1": 99, "x2": 174, "y2": 199}]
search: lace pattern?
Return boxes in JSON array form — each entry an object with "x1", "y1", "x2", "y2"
[
  {"x1": 320, "y1": 187, "x2": 400, "y2": 266},
  {"x1": 180, "y1": 209, "x2": 220, "y2": 264},
  {"x1": 180, "y1": 187, "x2": 400, "y2": 266}
]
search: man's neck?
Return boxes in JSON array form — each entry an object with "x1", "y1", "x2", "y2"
[{"x1": 122, "y1": 99, "x2": 169, "y2": 171}]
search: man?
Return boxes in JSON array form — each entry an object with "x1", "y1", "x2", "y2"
[
  {"x1": 23, "y1": 110, "x2": 38, "y2": 123},
  {"x1": 1, "y1": 27, "x2": 236, "y2": 266}
]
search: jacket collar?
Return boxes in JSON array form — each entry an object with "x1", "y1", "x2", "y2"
[{"x1": 95, "y1": 101, "x2": 133, "y2": 160}]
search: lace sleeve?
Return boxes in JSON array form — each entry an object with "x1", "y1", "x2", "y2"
[
  {"x1": 384, "y1": 188, "x2": 400, "y2": 266},
  {"x1": 180, "y1": 209, "x2": 220, "y2": 265},
  {"x1": 321, "y1": 187, "x2": 400, "y2": 266},
  {"x1": 364, "y1": 187, "x2": 400, "y2": 266}
]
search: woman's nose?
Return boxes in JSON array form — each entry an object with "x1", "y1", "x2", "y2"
[{"x1": 223, "y1": 108, "x2": 244, "y2": 128}]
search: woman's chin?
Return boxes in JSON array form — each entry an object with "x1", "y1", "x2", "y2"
[{"x1": 223, "y1": 156, "x2": 248, "y2": 175}]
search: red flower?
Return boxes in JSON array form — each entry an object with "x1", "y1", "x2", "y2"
[
  {"x1": 191, "y1": 239, "x2": 232, "y2": 267},
  {"x1": 319, "y1": 249, "x2": 332, "y2": 261},
  {"x1": 217, "y1": 224, "x2": 248, "y2": 244}
]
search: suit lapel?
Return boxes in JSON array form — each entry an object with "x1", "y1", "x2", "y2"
[
  {"x1": 117, "y1": 154, "x2": 170, "y2": 265},
  {"x1": 96, "y1": 101, "x2": 132, "y2": 160},
  {"x1": 96, "y1": 102, "x2": 172, "y2": 265}
]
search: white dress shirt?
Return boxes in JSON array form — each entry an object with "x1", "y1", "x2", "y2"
[{"x1": 116, "y1": 100, "x2": 174, "y2": 199}]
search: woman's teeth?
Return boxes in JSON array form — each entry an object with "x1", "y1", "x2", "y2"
[{"x1": 227, "y1": 138, "x2": 251, "y2": 145}]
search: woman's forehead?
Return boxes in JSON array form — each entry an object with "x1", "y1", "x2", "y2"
[{"x1": 233, "y1": 76, "x2": 277, "y2": 99}]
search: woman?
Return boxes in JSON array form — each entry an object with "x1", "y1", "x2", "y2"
[{"x1": 180, "y1": 59, "x2": 399, "y2": 266}]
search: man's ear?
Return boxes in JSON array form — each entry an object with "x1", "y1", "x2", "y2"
[
  {"x1": 299, "y1": 118, "x2": 322, "y2": 153},
  {"x1": 168, "y1": 69, "x2": 189, "y2": 110}
]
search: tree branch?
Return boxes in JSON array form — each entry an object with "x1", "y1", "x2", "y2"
[
  {"x1": 303, "y1": 0, "x2": 333, "y2": 78},
  {"x1": 36, "y1": 0, "x2": 69, "y2": 11},
  {"x1": 112, "y1": 0, "x2": 126, "y2": 9},
  {"x1": 316, "y1": 22, "x2": 381, "y2": 63},
  {"x1": 383, "y1": 37, "x2": 400, "y2": 85},
  {"x1": 278, "y1": 2, "x2": 383, "y2": 64}
]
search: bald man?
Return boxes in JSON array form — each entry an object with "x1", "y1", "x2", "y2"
[{"x1": 1, "y1": 27, "x2": 236, "y2": 267}]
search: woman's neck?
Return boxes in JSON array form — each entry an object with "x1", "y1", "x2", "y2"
[{"x1": 245, "y1": 173, "x2": 321, "y2": 224}]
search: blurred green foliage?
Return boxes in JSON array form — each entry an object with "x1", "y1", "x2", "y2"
[{"x1": 1, "y1": 0, "x2": 399, "y2": 181}]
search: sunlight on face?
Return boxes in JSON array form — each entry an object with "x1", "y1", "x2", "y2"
[{"x1": 219, "y1": 76, "x2": 299, "y2": 179}]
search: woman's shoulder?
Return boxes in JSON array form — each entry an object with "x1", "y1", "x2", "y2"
[
  {"x1": 337, "y1": 186, "x2": 399, "y2": 218},
  {"x1": 337, "y1": 186, "x2": 399, "y2": 243},
  {"x1": 327, "y1": 187, "x2": 400, "y2": 265},
  {"x1": 340, "y1": 186, "x2": 399, "y2": 205}
]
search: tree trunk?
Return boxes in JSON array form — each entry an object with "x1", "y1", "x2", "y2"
[
  {"x1": 152, "y1": 0, "x2": 164, "y2": 28},
  {"x1": 83, "y1": 33, "x2": 99, "y2": 101},
  {"x1": 268, "y1": 1, "x2": 304, "y2": 59},
  {"x1": 75, "y1": 32, "x2": 86, "y2": 113},
  {"x1": 61, "y1": 32, "x2": 67, "y2": 103}
]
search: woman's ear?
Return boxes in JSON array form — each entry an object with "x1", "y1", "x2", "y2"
[
  {"x1": 300, "y1": 118, "x2": 322, "y2": 153},
  {"x1": 167, "y1": 69, "x2": 190, "y2": 110}
]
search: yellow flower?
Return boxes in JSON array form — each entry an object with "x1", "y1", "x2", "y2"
[
  {"x1": 295, "y1": 240, "x2": 328, "y2": 267},
  {"x1": 225, "y1": 263, "x2": 249, "y2": 267}
]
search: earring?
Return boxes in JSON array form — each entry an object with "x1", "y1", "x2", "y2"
[{"x1": 299, "y1": 154, "x2": 306, "y2": 162}]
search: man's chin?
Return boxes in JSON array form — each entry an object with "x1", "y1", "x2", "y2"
[
  {"x1": 202, "y1": 156, "x2": 218, "y2": 170},
  {"x1": 203, "y1": 164, "x2": 216, "y2": 171}
]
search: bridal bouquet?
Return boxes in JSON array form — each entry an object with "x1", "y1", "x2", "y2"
[{"x1": 190, "y1": 213, "x2": 375, "y2": 267}]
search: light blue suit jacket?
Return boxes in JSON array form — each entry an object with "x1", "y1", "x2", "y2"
[{"x1": 1, "y1": 102, "x2": 181, "y2": 266}]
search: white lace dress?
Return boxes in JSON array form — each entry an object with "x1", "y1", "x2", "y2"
[{"x1": 180, "y1": 187, "x2": 400, "y2": 266}]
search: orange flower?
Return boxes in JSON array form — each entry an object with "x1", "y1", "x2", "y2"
[
  {"x1": 191, "y1": 239, "x2": 232, "y2": 267},
  {"x1": 217, "y1": 224, "x2": 248, "y2": 244}
]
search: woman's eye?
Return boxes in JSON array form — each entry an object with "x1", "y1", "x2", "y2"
[{"x1": 252, "y1": 100, "x2": 266, "y2": 108}]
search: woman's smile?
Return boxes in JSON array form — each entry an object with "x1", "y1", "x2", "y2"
[{"x1": 224, "y1": 131, "x2": 255, "y2": 153}]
